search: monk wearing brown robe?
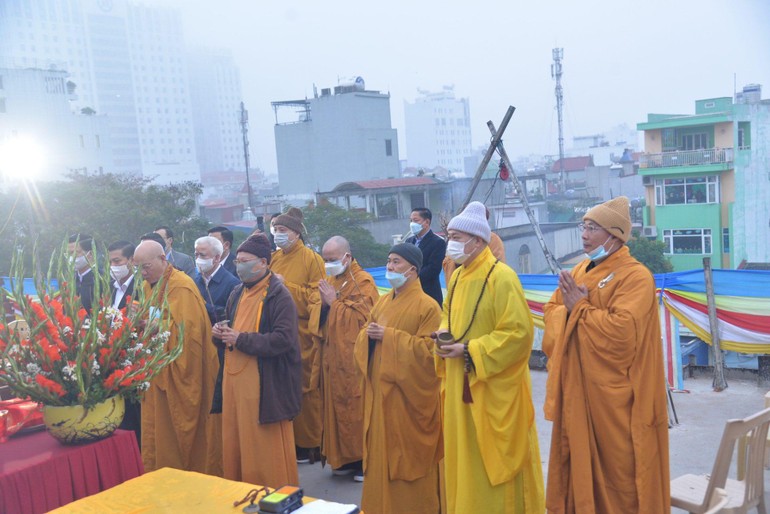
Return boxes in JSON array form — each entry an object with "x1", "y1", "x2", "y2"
[
  {"x1": 133, "y1": 240, "x2": 222, "y2": 476},
  {"x1": 212, "y1": 234, "x2": 302, "y2": 488},
  {"x1": 543, "y1": 196, "x2": 670, "y2": 514},
  {"x1": 309, "y1": 236, "x2": 379, "y2": 480},
  {"x1": 354, "y1": 244, "x2": 443, "y2": 514},
  {"x1": 270, "y1": 207, "x2": 326, "y2": 463}
]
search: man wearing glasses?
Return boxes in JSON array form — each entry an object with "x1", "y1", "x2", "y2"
[{"x1": 542, "y1": 196, "x2": 670, "y2": 513}]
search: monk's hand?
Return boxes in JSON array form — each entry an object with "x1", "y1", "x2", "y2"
[
  {"x1": 438, "y1": 342, "x2": 465, "y2": 359},
  {"x1": 559, "y1": 270, "x2": 588, "y2": 312},
  {"x1": 367, "y1": 322, "x2": 385, "y2": 341},
  {"x1": 218, "y1": 326, "x2": 241, "y2": 349},
  {"x1": 318, "y1": 279, "x2": 336, "y2": 306}
]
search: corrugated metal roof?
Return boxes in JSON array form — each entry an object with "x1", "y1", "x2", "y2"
[{"x1": 332, "y1": 177, "x2": 438, "y2": 191}]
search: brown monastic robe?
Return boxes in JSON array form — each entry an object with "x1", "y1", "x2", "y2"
[
  {"x1": 141, "y1": 266, "x2": 222, "y2": 476},
  {"x1": 353, "y1": 279, "x2": 443, "y2": 514},
  {"x1": 270, "y1": 241, "x2": 326, "y2": 449},
  {"x1": 309, "y1": 260, "x2": 379, "y2": 469},
  {"x1": 543, "y1": 246, "x2": 670, "y2": 514}
]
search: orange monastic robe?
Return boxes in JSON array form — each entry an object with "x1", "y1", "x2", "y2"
[
  {"x1": 354, "y1": 279, "x2": 443, "y2": 514},
  {"x1": 141, "y1": 266, "x2": 222, "y2": 476},
  {"x1": 543, "y1": 246, "x2": 670, "y2": 514},
  {"x1": 443, "y1": 231, "x2": 506, "y2": 283},
  {"x1": 309, "y1": 260, "x2": 379, "y2": 469},
  {"x1": 270, "y1": 241, "x2": 326, "y2": 449},
  {"x1": 223, "y1": 277, "x2": 298, "y2": 488}
]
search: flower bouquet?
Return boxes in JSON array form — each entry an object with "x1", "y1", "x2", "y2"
[{"x1": 0, "y1": 241, "x2": 183, "y2": 443}]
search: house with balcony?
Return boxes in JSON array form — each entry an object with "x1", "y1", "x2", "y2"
[{"x1": 637, "y1": 84, "x2": 770, "y2": 271}]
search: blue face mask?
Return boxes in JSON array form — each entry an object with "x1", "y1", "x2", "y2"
[
  {"x1": 585, "y1": 236, "x2": 615, "y2": 262},
  {"x1": 409, "y1": 222, "x2": 423, "y2": 236},
  {"x1": 385, "y1": 269, "x2": 409, "y2": 289}
]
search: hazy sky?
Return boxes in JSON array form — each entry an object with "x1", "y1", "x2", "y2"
[{"x1": 163, "y1": 0, "x2": 770, "y2": 174}]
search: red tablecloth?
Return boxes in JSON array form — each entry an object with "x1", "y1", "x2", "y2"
[{"x1": 0, "y1": 429, "x2": 143, "y2": 514}]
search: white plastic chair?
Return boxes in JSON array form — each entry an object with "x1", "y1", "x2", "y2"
[
  {"x1": 705, "y1": 488, "x2": 730, "y2": 514},
  {"x1": 670, "y1": 406, "x2": 770, "y2": 514}
]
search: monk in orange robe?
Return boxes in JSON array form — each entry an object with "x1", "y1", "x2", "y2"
[
  {"x1": 309, "y1": 236, "x2": 379, "y2": 480},
  {"x1": 354, "y1": 244, "x2": 443, "y2": 514},
  {"x1": 269, "y1": 207, "x2": 326, "y2": 462},
  {"x1": 543, "y1": 196, "x2": 670, "y2": 513},
  {"x1": 213, "y1": 234, "x2": 302, "y2": 488},
  {"x1": 133, "y1": 240, "x2": 222, "y2": 476}
]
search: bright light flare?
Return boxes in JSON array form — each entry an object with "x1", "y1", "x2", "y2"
[{"x1": 0, "y1": 136, "x2": 47, "y2": 181}]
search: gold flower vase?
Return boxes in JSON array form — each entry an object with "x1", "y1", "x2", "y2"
[{"x1": 43, "y1": 395, "x2": 125, "y2": 445}]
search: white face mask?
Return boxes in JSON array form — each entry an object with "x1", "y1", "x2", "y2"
[
  {"x1": 446, "y1": 239, "x2": 473, "y2": 264},
  {"x1": 110, "y1": 264, "x2": 130, "y2": 282},
  {"x1": 74, "y1": 254, "x2": 89, "y2": 270},
  {"x1": 385, "y1": 269, "x2": 410, "y2": 289},
  {"x1": 325, "y1": 256, "x2": 347, "y2": 277},
  {"x1": 196, "y1": 257, "x2": 215, "y2": 274},
  {"x1": 273, "y1": 231, "x2": 294, "y2": 249},
  {"x1": 409, "y1": 222, "x2": 423, "y2": 236}
]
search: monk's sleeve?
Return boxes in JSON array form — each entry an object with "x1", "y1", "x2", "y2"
[
  {"x1": 435, "y1": 294, "x2": 451, "y2": 378},
  {"x1": 542, "y1": 287, "x2": 566, "y2": 359},
  {"x1": 307, "y1": 287, "x2": 326, "y2": 339},
  {"x1": 571, "y1": 268, "x2": 655, "y2": 366},
  {"x1": 467, "y1": 275, "x2": 533, "y2": 382},
  {"x1": 380, "y1": 305, "x2": 441, "y2": 399},
  {"x1": 282, "y1": 252, "x2": 325, "y2": 319}
]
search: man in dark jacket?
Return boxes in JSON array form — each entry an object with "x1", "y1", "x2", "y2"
[
  {"x1": 68, "y1": 233, "x2": 96, "y2": 314},
  {"x1": 212, "y1": 233, "x2": 302, "y2": 488},
  {"x1": 207, "y1": 226, "x2": 237, "y2": 276},
  {"x1": 404, "y1": 208, "x2": 446, "y2": 305}
]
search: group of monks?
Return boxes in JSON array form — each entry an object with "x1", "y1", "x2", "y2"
[{"x1": 83, "y1": 196, "x2": 670, "y2": 514}]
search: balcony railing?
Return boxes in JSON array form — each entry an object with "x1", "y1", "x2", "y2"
[{"x1": 640, "y1": 147, "x2": 733, "y2": 169}]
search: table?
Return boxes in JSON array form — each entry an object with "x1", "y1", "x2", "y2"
[
  {"x1": 49, "y1": 467, "x2": 360, "y2": 513},
  {"x1": 0, "y1": 429, "x2": 143, "y2": 514}
]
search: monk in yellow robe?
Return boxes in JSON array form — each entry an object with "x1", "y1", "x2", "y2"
[
  {"x1": 212, "y1": 234, "x2": 302, "y2": 488},
  {"x1": 133, "y1": 240, "x2": 222, "y2": 476},
  {"x1": 309, "y1": 236, "x2": 379, "y2": 480},
  {"x1": 443, "y1": 230, "x2": 505, "y2": 283},
  {"x1": 354, "y1": 244, "x2": 443, "y2": 514},
  {"x1": 543, "y1": 196, "x2": 670, "y2": 514},
  {"x1": 437, "y1": 201, "x2": 544, "y2": 514},
  {"x1": 269, "y1": 207, "x2": 326, "y2": 462}
]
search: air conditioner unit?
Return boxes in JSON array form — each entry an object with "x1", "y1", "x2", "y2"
[
  {"x1": 642, "y1": 175, "x2": 653, "y2": 186},
  {"x1": 642, "y1": 226, "x2": 657, "y2": 238}
]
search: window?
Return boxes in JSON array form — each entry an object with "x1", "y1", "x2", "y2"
[
  {"x1": 375, "y1": 194, "x2": 397, "y2": 219},
  {"x1": 722, "y1": 228, "x2": 730, "y2": 253},
  {"x1": 385, "y1": 139, "x2": 392, "y2": 157},
  {"x1": 654, "y1": 176, "x2": 719, "y2": 205},
  {"x1": 680, "y1": 133, "x2": 708, "y2": 150},
  {"x1": 738, "y1": 122, "x2": 751, "y2": 149},
  {"x1": 663, "y1": 229, "x2": 712, "y2": 255}
]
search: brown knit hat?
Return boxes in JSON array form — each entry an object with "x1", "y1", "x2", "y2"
[
  {"x1": 272, "y1": 207, "x2": 305, "y2": 236},
  {"x1": 236, "y1": 234, "x2": 273, "y2": 264},
  {"x1": 583, "y1": 196, "x2": 632, "y2": 243}
]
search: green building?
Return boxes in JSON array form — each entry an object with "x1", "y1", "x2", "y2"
[{"x1": 637, "y1": 84, "x2": 770, "y2": 271}]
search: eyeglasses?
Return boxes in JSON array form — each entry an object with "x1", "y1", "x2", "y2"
[{"x1": 577, "y1": 222, "x2": 604, "y2": 234}]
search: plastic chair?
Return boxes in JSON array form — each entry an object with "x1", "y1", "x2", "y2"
[
  {"x1": 670, "y1": 406, "x2": 770, "y2": 514},
  {"x1": 705, "y1": 488, "x2": 730, "y2": 514}
]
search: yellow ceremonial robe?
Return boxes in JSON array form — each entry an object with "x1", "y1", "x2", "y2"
[
  {"x1": 443, "y1": 231, "x2": 506, "y2": 284},
  {"x1": 141, "y1": 266, "x2": 222, "y2": 476},
  {"x1": 437, "y1": 247, "x2": 544, "y2": 514},
  {"x1": 542, "y1": 246, "x2": 670, "y2": 514},
  {"x1": 354, "y1": 279, "x2": 443, "y2": 514},
  {"x1": 223, "y1": 278, "x2": 298, "y2": 488},
  {"x1": 270, "y1": 241, "x2": 326, "y2": 449},
  {"x1": 309, "y1": 260, "x2": 379, "y2": 469}
]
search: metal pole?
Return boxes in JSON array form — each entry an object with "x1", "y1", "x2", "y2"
[
  {"x1": 703, "y1": 257, "x2": 727, "y2": 391},
  {"x1": 551, "y1": 48, "x2": 566, "y2": 194},
  {"x1": 240, "y1": 101, "x2": 255, "y2": 215},
  {"x1": 488, "y1": 122, "x2": 561, "y2": 275}
]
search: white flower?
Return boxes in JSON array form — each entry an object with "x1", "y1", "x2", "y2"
[
  {"x1": 62, "y1": 363, "x2": 77, "y2": 381},
  {"x1": 96, "y1": 330, "x2": 106, "y2": 343},
  {"x1": 138, "y1": 381, "x2": 150, "y2": 391},
  {"x1": 26, "y1": 363, "x2": 41, "y2": 375},
  {"x1": 63, "y1": 326, "x2": 73, "y2": 335},
  {"x1": 91, "y1": 360, "x2": 101, "y2": 375},
  {"x1": 121, "y1": 359, "x2": 132, "y2": 368}
]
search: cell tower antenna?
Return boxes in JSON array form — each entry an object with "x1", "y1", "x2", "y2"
[{"x1": 551, "y1": 48, "x2": 566, "y2": 193}]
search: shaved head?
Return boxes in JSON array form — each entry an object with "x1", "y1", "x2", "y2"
[
  {"x1": 322, "y1": 235, "x2": 351, "y2": 264},
  {"x1": 133, "y1": 240, "x2": 167, "y2": 284}
]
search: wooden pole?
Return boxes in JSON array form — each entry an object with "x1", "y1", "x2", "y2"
[
  {"x1": 703, "y1": 257, "x2": 727, "y2": 391},
  {"x1": 458, "y1": 106, "x2": 515, "y2": 213},
  {"x1": 488, "y1": 122, "x2": 561, "y2": 275}
]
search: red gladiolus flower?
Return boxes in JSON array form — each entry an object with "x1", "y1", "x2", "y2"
[{"x1": 35, "y1": 374, "x2": 66, "y2": 397}]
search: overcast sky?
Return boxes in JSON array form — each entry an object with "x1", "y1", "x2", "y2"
[{"x1": 163, "y1": 0, "x2": 770, "y2": 174}]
